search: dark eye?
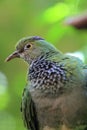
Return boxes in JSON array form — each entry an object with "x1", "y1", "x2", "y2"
[
  {"x1": 26, "y1": 44, "x2": 31, "y2": 48},
  {"x1": 24, "y1": 43, "x2": 32, "y2": 50}
]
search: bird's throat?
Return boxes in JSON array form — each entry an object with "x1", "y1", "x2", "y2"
[{"x1": 28, "y1": 57, "x2": 68, "y2": 95}]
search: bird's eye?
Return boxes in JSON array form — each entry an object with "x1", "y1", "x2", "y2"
[{"x1": 24, "y1": 43, "x2": 32, "y2": 50}]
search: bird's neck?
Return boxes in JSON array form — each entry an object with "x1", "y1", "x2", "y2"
[
  {"x1": 28, "y1": 50, "x2": 63, "y2": 65},
  {"x1": 27, "y1": 51, "x2": 67, "y2": 96}
]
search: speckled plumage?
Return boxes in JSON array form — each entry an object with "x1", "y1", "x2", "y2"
[
  {"x1": 29, "y1": 56, "x2": 68, "y2": 94},
  {"x1": 6, "y1": 36, "x2": 87, "y2": 130}
]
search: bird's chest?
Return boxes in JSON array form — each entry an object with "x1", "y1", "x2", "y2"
[
  {"x1": 29, "y1": 59, "x2": 67, "y2": 94},
  {"x1": 32, "y1": 94, "x2": 63, "y2": 129},
  {"x1": 30, "y1": 88, "x2": 87, "y2": 130},
  {"x1": 28, "y1": 59, "x2": 87, "y2": 130}
]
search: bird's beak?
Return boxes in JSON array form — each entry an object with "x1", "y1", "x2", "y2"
[{"x1": 5, "y1": 50, "x2": 20, "y2": 62}]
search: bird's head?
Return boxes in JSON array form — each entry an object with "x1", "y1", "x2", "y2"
[{"x1": 6, "y1": 36, "x2": 60, "y2": 63}]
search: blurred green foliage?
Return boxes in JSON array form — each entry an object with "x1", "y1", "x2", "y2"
[{"x1": 0, "y1": 0, "x2": 87, "y2": 130}]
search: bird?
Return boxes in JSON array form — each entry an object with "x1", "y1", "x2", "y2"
[{"x1": 6, "y1": 36, "x2": 87, "y2": 130}]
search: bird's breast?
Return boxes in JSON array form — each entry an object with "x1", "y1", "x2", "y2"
[
  {"x1": 29, "y1": 59, "x2": 69, "y2": 94},
  {"x1": 29, "y1": 58, "x2": 87, "y2": 130},
  {"x1": 30, "y1": 86, "x2": 87, "y2": 130}
]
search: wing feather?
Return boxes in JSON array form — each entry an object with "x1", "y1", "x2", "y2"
[{"x1": 21, "y1": 87, "x2": 39, "y2": 130}]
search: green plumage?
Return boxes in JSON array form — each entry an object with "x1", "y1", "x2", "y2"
[{"x1": 6, "y1": 36, "x2": 87, "y2": 130}]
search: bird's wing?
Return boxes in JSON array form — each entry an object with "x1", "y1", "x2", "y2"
[
  {"x1": 83, "y1": 65, "x2": 87, "y2": 88},
  {"x1": 21, "y1": 86, "x2": 39, "y2": 130}
]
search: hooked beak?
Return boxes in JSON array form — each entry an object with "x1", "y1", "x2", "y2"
[{"x1": 5, "y1": 50, "x2": 20, "y2": 62}]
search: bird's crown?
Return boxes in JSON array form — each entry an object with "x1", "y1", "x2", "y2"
[{"x1": 16, "y1": 36, "x2": 44, "y2": 50}]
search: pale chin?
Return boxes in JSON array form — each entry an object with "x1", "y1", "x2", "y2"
[
  {"x1": 20, "y1": 53, "x2": 25, "y2": 58},
  {"x1": 20, "y1": 53, "x2": 31, "y2": 63}
]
